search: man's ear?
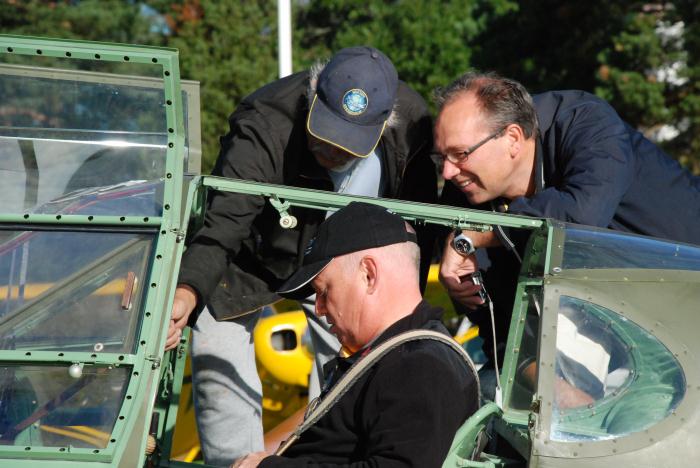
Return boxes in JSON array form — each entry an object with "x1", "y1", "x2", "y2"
[
  {"x1": 359, "y1": 256, "x2": 378, "y2": 294},
  {"x1": 506, "y1": 124, "x2": 526, "y2": 159}
]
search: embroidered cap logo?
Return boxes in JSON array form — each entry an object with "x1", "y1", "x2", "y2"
[{"x1": 342, "y1": 89, "x2": 368, "y2": 116}]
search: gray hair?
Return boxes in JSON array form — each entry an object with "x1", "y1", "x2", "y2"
[
  {"x1": 434, "y1": 71, "x2": 538, "y2": 138},
  {"x1": 307, "y1": 59, "x2": 401, "y2": 129}
]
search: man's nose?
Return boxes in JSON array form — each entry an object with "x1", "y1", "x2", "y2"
[{"x1": 442, "y1": 159, "x2": 460, "y2": 180}]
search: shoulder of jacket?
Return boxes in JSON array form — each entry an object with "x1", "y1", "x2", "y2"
[
  {"x1": 395, "y1": 81, "x2": 429, "y2": 116},
  {"x1": 534, "y1": 90, "x2": 618, "y2": 133},
  {"x1": 376, "y1": 334, "x2": 463, "y2": 369},
  {"x1": 232, "y1": 71, "x2": 309, "y2": 123}
]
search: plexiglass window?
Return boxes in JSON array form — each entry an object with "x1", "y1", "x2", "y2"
[
  {"x1": 0, "y1": 364, "x2": 130, "y2": 448},
  {"x1": 0, "y1": 66, "x2": 169, "y2": 216},
  {"x1": 562, "y1": 225, "x2": 700, "y2": 271},
  {"x1": 508, "y1": 291, "x2": 541, "y2": 411},
  {"x1": 0, "y1": 229, "x2": 153, "y2": 353},
  {"x1": 551, "y1": 296, "x2": 685, "y2": 441}
]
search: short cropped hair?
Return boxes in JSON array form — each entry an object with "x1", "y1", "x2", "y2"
[{"x1": 434, "y1": 71, "x2": 538, "y2": 138}]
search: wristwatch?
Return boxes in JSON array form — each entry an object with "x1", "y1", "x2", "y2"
[{"x1": 452, "y1": 229, "x2": 476, "y2": 257}]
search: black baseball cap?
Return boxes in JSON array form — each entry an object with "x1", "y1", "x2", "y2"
[
  {"x1": 278, "y1": 202, "x2": 417, "y2": 300},
  {"x1": 307, "y1": 46, "x2": 398, "y2": 158}
]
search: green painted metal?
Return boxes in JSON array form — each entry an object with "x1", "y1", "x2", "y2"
[
  {"x1": 442, "y1": 402, "x2": 504, "y2": 467},
  {"x1": 0, "y1": 35, "x2": 188, "y2": 467},
  {"x1": 498, "y1": 227, "x2": 548, "y2": 421},
  {"x1": 149, "y1": 176, "x2": 202, "y2": 467},
  {"x1": 0, "y1": 214, "x2": 162, "y2": 225},
  {"x1": 0, "y1": 351, "x2": 136, "y2": 366},
  {"x1": 4, "y1": 33, "x2": 696, "y2": 468},
  {"x1": 492, "y1": 417, "x2": 531, "y2": 460},
  {"x1": 201, "y1": 176, "x2": 545, "y2": 231}
]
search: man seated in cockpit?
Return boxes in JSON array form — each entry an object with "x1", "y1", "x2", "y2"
[{"x1": 232, "y1": 202, "x2": 479, "y2": 468}]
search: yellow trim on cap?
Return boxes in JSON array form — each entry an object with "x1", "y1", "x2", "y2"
[{"x1": 307, "y1": 94, "x2": 387, "y2": 158}]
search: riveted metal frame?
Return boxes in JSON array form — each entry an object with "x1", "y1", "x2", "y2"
[
  {"x1": 197, "y1": 177, "x2": 548, "y2": 465},
  {"x1": 149, "y1": 175, "x2": 203, "y2": 467},
  {"x1": 0, "y1": 35, "x2": 186, "y2": 466},
  {"x1": 532, "y1": 263, "x2": 700, "y2": 462},
  {"x1": 201, "y1": 176, "x2": 545, "y2": 231},
  {"x1": 488, "y1": 224, "x2": 550, "y2": 460}
]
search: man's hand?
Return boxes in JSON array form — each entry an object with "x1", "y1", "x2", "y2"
[
  {"x1": 165, "y1": 285, "x2": 198, "y2": 351},
  {"x1": 231, "y1": 451, "x2": 268, "y2": 468},
  {"x1": 439, "y1": 230, "x2": 498, "y2": 309},
  {"x1": 554, "y1": 377, "x2": 595, "y2": 409}
]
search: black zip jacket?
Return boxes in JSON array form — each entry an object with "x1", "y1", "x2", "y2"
[
  {"x1": 179, "y1": 71, "x2": 436, "y2": 321},
  {"x1": 259, "y1": 301, "x2": 479, "y2": 468}
]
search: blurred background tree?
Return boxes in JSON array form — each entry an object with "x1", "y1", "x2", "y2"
[{"x1": 1, "y1": 0, "x2": 697, "y2": 174}]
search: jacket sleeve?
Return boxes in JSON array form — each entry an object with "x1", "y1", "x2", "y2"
[
  {"x1": 178, "y1": 114, "x2": 282, "y2": 310},
  {"x1": 259, "y1": 349, "x2": 478, "y2": 468},
  {"x1": 507, "y1": 99, "x2": 635, "y2": 227}
]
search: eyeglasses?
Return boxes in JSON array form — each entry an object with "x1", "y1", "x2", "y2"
[{"x1": 431, "y1": 126, "x2": 507, "y2": 168}]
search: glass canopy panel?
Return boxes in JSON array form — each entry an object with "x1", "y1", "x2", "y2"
[
  {"x1": 0, "y1": 66, "x2": 168, "y2": 216},
  {"x1": 561, "y1": 225, "x2": 700, "y2": 271},
  {"x1": 550, "y1": 296, "x2": 685, "y2": 442},
  {"x1": 0, "y1": 364, "x2": 130, "y2": 448},
  {"x1": 508, "y1": 291, "x2": 540, "y2": 411},
  {"x1": 0, "y1": 229, "x2": 154, "y2": 353}
]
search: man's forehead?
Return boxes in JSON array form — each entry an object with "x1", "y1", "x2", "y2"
[
  {"x1": 312, "y1": 258, "x2": 336, "y2": 285},
  {"x1": 438, "y1": 93, "x2": 485, "y2": 127},
  {"x1": 435, "y1": 102, "x2": 488, "y2": 151}
]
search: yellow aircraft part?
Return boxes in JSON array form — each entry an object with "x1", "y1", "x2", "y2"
[
  {"x1": 0, "y1": 278, "x2": 128, "y2": 300},
  {"x1": 253, "y1": 311, "x2": 313, "y2": 388},
  {"x1": 170, "y1": 264, "x2": 478, "y2": 461},
  {"x1": 39, "y1": 424, "x2": 110, "y2": 448},
  {"x1": 170, "y1": 355, "x2": 201, "y2": 462},
  {"x1": 454, "y1": 324, "x2": 479, "y2": 345}
]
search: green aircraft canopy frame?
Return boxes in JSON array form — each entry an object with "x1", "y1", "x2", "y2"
[
  {"x1": 0, "y1": 34, "x2": 554, "y2": 468},
  {"x1": 0, "y1": 35, "x2": 188, "y2": 467}
]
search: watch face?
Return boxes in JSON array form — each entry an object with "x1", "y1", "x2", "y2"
[
  {"x1": 453, "y1": 235, "x2": 474, "y2": 256},
  {"x1": 454, "y1": 239, "x2": 469, "y2": 254}
]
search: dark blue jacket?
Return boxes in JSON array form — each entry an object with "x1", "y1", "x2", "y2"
[
  {"x1": 442, "y1": 90, "x2": 700, "y2": 365},
  {"x1": 509, "y1": 90, "x2": 700, "y2": 244}
]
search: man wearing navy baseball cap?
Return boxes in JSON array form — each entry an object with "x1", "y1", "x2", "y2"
[
  {"x1": 232, "y1": 202, "x2": 478, "y2": 467},
  {"x1": 168, "y1": 47, "x2": 437, "y2": 465},
  {"x1": 306, "y1": 47, "x2": 398, "y2": 158}
]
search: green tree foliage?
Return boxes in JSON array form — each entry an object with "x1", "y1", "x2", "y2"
[
  {"x1": 668, "y1": 0, "x2": 700, "y2": 174},
  {"x1": 295, "y1": 0, "x2": 518, "y2": 109},
  {"x1": 146, "y1": 0, "x2": 279, "y2": 171},
  {"x1": 469, "y1": 1, "x2": 698, "y2": 173},
  {"x1": 1, "y1": 0, "x2": 697, "y2": 173},
  {"x1": 470, "y1": 1, "x2": 632, "y2": 92},
  {"x1": 0, "y1": 0, "x2": 160, "y2": 44}
]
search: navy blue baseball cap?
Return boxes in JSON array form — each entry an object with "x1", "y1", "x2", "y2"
[
  {"x1": 307, "y1": 46, "x2": 398, "y2": 158},
  {"x1": 277, "y1": 202, "x2": 417, "y2": 300}
]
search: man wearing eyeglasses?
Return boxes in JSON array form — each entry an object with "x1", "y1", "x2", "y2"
[{"x1": 433, "y1": 71, "x2": 700, "y2": 396}]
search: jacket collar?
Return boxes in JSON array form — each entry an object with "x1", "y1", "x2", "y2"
[
  {"x1": 321, "y1": 300, "x2": 444, "y2": 392},
  {"x1": 534, "y1": 134, "x2": 545, "y2": 192},
  {"x1": 345, "y1": 300, "x2": 443, "y2": 364}
]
